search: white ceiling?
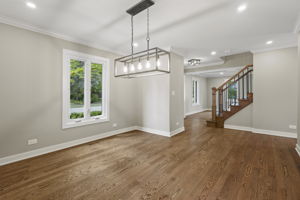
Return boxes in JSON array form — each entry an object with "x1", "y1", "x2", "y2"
[{"x1": 0, "y1": 0, "x2": 299, "y2": 64}]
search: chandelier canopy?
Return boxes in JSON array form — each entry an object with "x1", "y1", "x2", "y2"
[{"x1": 114, "y1": 0, "x2": 170, "y2": 78}]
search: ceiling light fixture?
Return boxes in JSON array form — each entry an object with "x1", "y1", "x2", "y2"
[
  {"x1": 211, "y1": 51, "x2": 217, "y2": 55},
  {"x1": 26, "y1": 2, "x2": 36, "y2": 9},
  {"x1": 188, "y1": 59, "x2": 201, "y2": 66},
  {"x1": 237, "y1": 4, "x2": 247, "y2": 12},
  {"x1": 114, "y1": 0, "x2": 170, "y2": 78},
  {"x1": 220, "y1": 72, "x2": 224, "y2": 75},
  {"x1": 266, "y1": 40, "x2": 273, "y2": 45}
]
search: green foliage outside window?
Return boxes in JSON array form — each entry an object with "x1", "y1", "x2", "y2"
[
  {"x1": 70, "y1": 59, "x2": 85, "y2": 105},
  {"x1": 91, "y1": 63, "x2": 102, "y2": 104},
  {"x1": 228, "y1": 81, "x2": 237, "y2": 99},
  {"x1": 69, "y1": 60, "x2": 102, "y2": 119}
]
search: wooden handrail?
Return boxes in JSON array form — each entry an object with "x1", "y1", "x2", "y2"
[
  {"x1": 217, "y1": 64, "x2": 253, "y2": 90},
  {"x1": 221, "y1": 69, "x2": 253, "y2": 91}
]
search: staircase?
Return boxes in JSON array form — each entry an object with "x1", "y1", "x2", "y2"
[{"x1": 207, "y1": 64, "x2": 253, "y2": 128}]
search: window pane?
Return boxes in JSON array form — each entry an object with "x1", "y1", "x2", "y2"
[
  {"x1": 228, "y1": 82, "x2": 238, "y2": 100},
  {"x1": 70, "y1": 59, "x2": 85, "y2": 119},
  {"x1": 192, "y1": 81, "x2": 195, "y2": 103},
  {"x1": 90, "y1": 63, "x2": 102, "y2": 117},
  {"x1": 195, "y1": 81, "x2": 198, "y2": 103}
]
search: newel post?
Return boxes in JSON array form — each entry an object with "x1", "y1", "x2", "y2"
[{"x1": 212, "y1": 87, "x2": 217, "y2": 121}]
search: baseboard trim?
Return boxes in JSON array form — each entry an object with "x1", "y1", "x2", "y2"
[
  {"x1": 224, "y1": 124, "x2": 297, "y2": 138},
  {"x1": 0, "y1": 125, "x2": 187, "y2": 166},
  {"x1": 224, "y1": 125, "x2": 252, "y2": 132},
  {"x1": 185, "y1": 108, "x2": 210, "y2": 117},
  {"x1": 252, "y1": 128, "x2": 297, "y2": 138},
  {"x1": 136, "y1": 126, "x2": 171, "y2": 137},
  {"x1": 135, "y1": 126, "x2": 185, "y2": 137},
  {"x1": 296, "y1": 144, "x2": 300, "y2": 157},
  {"x1": 0, "y1": 126, "x2": 136, "y2": 166},
  {"x1": 170, "y1": 127, "x2": 185, "y2": 137}
]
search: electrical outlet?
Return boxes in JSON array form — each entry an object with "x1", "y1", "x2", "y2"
[
  {"x1": 171, "y1": 90, "x2": 176, "y2": 96},
  {"x1": 28, "y1": 138, "x2": 38, "y2": 145},
  {"x1": 289, "y1": 125, "x2": 297, "y2": 130},
  {"x1": 113, "y1": 123, "x2": 118, "y2": 127}
]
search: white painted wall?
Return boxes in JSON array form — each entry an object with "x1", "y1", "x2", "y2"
[
  {"x1": 0, "y1": 23, "x2": 185, "y2": 160},
  {"x1": 0, "y1": 23, "x2": 138, "y2": 158},
  {"x1": 170, "y1": 53, "x2": 185, "y2": 132},
  {"x1": 184, "y1": 75, "x2": 208, "y2": 116},
  {"x1": 226, "y1": 47, "x2": 298, "y2": 138},
  {"x1": 253, "y1": 47, "x2": 297, "y2": 134},
  {"x1": 297, "y1": 33, "x2": 300, "y2": 146},
  {"x1": 136, "y1": 75, "x2": 170, "y2": 132},
  {"x1": 137, "y1": 52, "x2": 185, "y2": 133}
]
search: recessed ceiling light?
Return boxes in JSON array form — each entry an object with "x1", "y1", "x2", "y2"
[
  {"x1": 211, "y1": 51, "x2": 217, "y2": 55},
  {"x1": 266, "y1": 40, "x2": 273, "y2": 45},
  {"x1": 26, "y1": 2, "x2": 36, "y2": 9},
  {"x1": 237, "y1": 4, "x2": 247, "y2": 12},
  {"x1": 220, "y1": 72, "x2": 224, "y2": 75},
  {"x1": 133, "y1": 42, "x2": 138, "y2": 47}
]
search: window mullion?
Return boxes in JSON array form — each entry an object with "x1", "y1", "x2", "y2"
[{"x1": 85, "y1": 60, "x2": 91, "y2": 119}]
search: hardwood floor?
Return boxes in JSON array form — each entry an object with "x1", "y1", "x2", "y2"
[{"x1": 1, "y1": 111, "x2": 300, "y2": 200}]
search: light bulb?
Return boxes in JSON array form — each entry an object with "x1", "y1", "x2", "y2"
[
  {"x1": 138, "y1": 62, "x2": 142, "y2": 70},
  {"x1": 130, "y1": 63, "x2": 135, "y2": 72},
  {"x1": 157, "y1": 58, "x2": 161, "y2": 67},
  {"x1": 123, "y1": 65, "x2": 128, "y2": 73},
  {"x1": 146, "y1": 60, "x2": 150, "y2": 69}
]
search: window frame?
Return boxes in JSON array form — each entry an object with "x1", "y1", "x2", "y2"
[
  {"x1": 192, "y1": 79, "x2": 200, "y2": 106},
  {"x1": 62, "y1": 49, "x2": 110, "y2": 129}
]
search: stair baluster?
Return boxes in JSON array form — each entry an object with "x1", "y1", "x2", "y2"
[{"x1": 207, "y1": 64, "x2": 253, "y2": 128}]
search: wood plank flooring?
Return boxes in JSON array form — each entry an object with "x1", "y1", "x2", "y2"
[{"x1": 0, "y1": 111, "x2": 300, "y2": 200}]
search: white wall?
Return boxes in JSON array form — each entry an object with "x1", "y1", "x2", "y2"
[
  {"x1": 297, "y1": 33, "x2": 300, "y2": 147},
  {"x1": 184, "y1": 75, "x2": 208, "y2": 115},
  {"x1": 136, "y1": 75, "x2": 170, "y2": 132},
  {"x1": 137, "y1": 52, "x2": 185, "y2": 133},
  {"x1": 0, "y1": 23, "x2": 185, "y2": 159},
  {"x1": 170, "y1": 53, "x2": 185, "y2": 132},
  {"x1": 0, "y1": 23, "x2": 137, "y2": 158},
  {"x1": 226, "y1": 47, "x2": 298, "y2": 137},
  {"x1": 225, "y1": 104, "x2": 253, "y2": 127},
  {"x1": 253, "y1": 47, "x2": 298, "y2": 134}
]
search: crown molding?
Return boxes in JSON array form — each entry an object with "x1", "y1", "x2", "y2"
[
  {"x1": 0, "y1": 15, "x2": 124, "y2": 56},
  {"x1": 250, "y1": 44, "x2": 297, "y2": 54}
]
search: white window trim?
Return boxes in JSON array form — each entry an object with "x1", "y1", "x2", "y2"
[
  {"x1": 62, "y1": 49, "x2": 110, "y2": 129},
  {"x1": 192, "y1": 79, "x2": 200, "y2": 106}
]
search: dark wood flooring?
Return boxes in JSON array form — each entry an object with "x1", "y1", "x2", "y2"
[{"x1": 0, "y1": 111, "x2": 300, "y2": 200}]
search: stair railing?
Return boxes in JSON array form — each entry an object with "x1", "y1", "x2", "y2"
[{"x1": 211, "y1": 64, "x2": 253, "y2": 121}]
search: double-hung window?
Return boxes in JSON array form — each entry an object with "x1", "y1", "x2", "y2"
[
  {"x1": 192, "y1": 80, "x2": 199, "y2": 105},
  {"x1": 63, "y1": 49, "x2": 109, "y2": 129}
]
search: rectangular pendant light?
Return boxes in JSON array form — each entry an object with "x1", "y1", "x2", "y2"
[
  {"x1": 114, "y1": 0, "x2": 170, "y2": 78},
  {"x1": 114, "y1": 47, "x2": 170, "y2": 78}
]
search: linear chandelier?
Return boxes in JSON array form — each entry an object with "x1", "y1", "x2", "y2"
[{"x1": 114, "y1": 0, "x2": 170, "y2": 78}]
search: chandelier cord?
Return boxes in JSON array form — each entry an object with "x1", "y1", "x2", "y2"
[
  {"x1": 147, "y1": 8, "x2": 150, "y2": 60},
  {"x1": 131, "y1": 15, "x2": 134, "y2": 62}
]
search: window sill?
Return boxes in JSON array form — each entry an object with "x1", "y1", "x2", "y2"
[
  {"x1": 63, "y1": 117, "x2": 109, "y2": 129},
  {"x1": 192, "y1": 103, "x2": 201, "y2": 107}
]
